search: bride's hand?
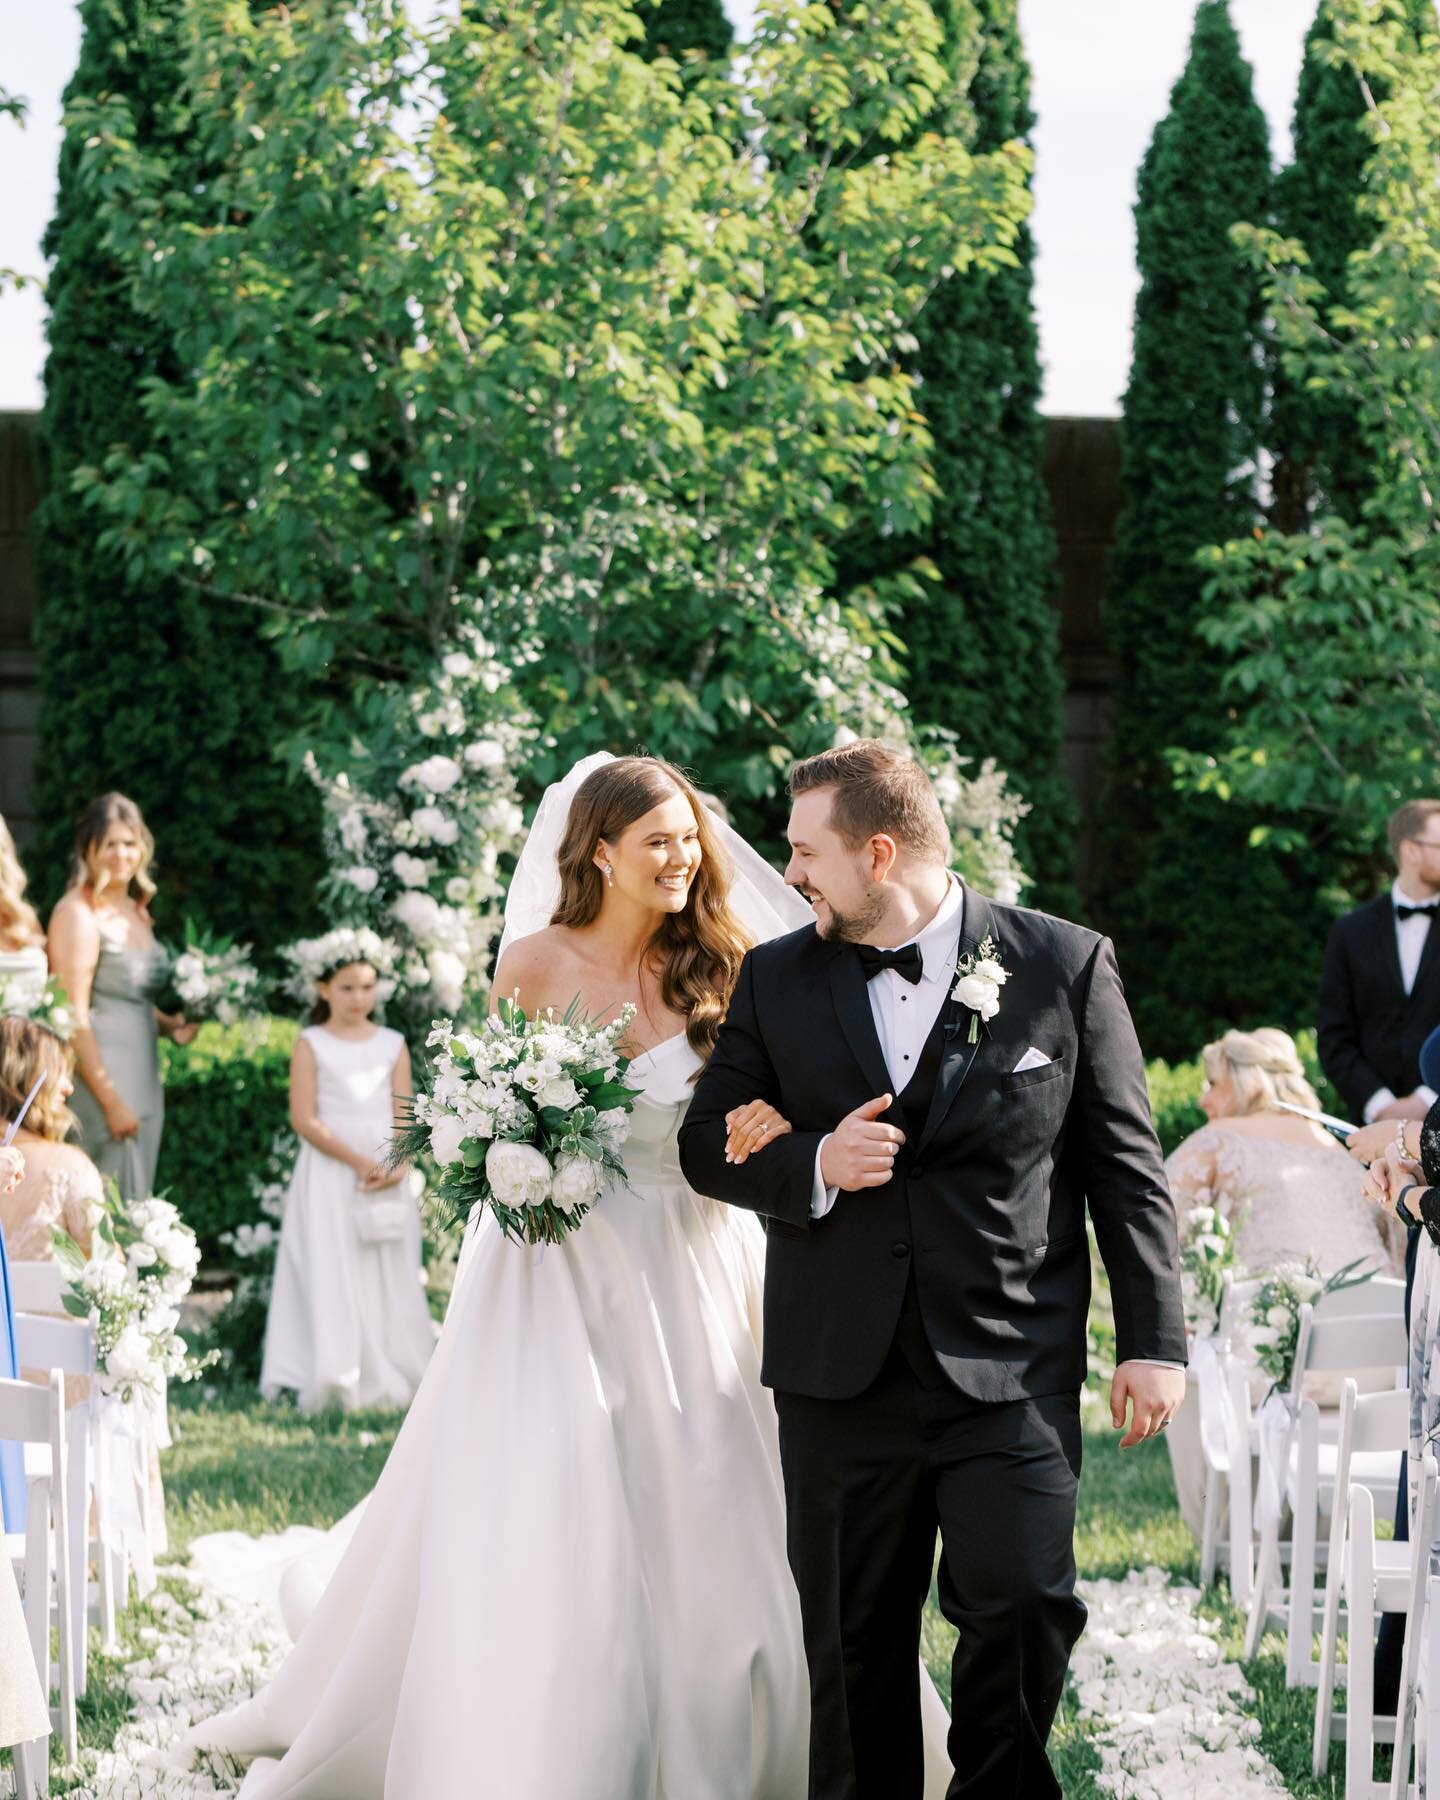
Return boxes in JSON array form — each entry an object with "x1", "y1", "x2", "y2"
[{"x1": 725, "y1": 1100, "x2": 792, "y2": 1165}]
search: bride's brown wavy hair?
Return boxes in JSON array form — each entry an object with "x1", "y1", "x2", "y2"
[{"x1": 550, "y1": 757, "x2": 752, "y2": 1066}]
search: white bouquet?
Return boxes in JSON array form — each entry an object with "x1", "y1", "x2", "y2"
[
  {"x1": 156, "y1": 920, "x2": 264, "y2": 1027},
  {"x1": 0, "y1": 968, "x2": 75, "y2": 1038},
  {"x1": 1243, "y1": 1255, "x2": 1373, "y2": 1392},
  {"x1": 1178, "y1": 1196, "x2": 1237, "y2": 1335},
  {"x1": 396, "y1": 996, "x2": 643, "y2": 1247},
  {"x1": 54, "y1": 1182, "x2": 218, "y2": 1402}
]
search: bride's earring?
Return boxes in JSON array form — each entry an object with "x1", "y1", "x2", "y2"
[{"x1": 602, "y1": 863, "x2": 614, "y2": 888}]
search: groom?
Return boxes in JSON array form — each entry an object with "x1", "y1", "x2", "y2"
[{"x1": 679, "y1": 740, "x2": 1187, "y2": 1799}]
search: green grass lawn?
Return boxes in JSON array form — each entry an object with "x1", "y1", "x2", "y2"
[{"x1": 58, "y1": 1386, "x2": 1354, "y2": 1794}]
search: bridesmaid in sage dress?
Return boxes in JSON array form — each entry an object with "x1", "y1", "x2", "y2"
[{"x1": 46, "y1": 795, "x2": 196, "y2": 1200}]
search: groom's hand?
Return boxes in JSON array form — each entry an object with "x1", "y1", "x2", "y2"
[
  {"x1": 1110, "y1": 1361, "x2": 1186, "y2": 1450},
  {"x1": 819, "y1": 1095, "x2": 905, "y2": 1190}
]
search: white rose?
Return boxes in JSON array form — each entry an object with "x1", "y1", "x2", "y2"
[
  {"x1": 463, "y1": 738, "x2": 506, "y2": 771},
  {"x1": 485, "y1": 1140, "x2": 553, "y2": 1209},
  {"x1": 411, "y1": 805, "x2": 459, "y2": 847},
  {"x1": 1266, "y1": 1305, "x2": 1292, "y2": 1330},
  {"x1": 550, "y1": 1154, "x2": 603, "y2": 1214},
  {"x1": 442, "y1": 651, "x2": 474, "y2": 679},
  {"x1": 127, "y1": 1242, "x2": 159, "y2": 1274},
  {"x1": 536, "y1": 1075, "x2": 583, "y2": 1113},
  {"x1": 106, "y1": 1325, "x2": 154, "y2": 1386},
  {"x1": 82, "y1": 1258, "x2": 126, "y2": 1298},
  {"x1": 392, "y1": 852, "x2": 432, "y2": 889},
  {"x1": 391, "y1": 891, "x2": 443, "y2": 938},
  {"x1": 1248, "y1": 1326, "x2": 1277, "y2": 1349},
  {"x1": 952, "y1": 973, "x2": 1001, "y2": 1020},
  {"x1": 445, "y1": 876, "x2": 472, "y2": 904},
  {"x1": 141, "y1": 1304, "x2": 181, "y2": 1338},
  {"x1": 142, "y1": 1217, "x2": 170, "y2": 1249},
  {"x1": 429, "y1": 1114, "x2": 470, "y2": 1166},
  {"x1": 160, "y1": 1230, "x2": 199, "y2": 1275},
  {"x1": 972, "y1": 957, "x2": 1009, "y2": 987},
  {"x1": 426, "y1": 950, "x2": 467, "y2": 1014},
  {"x1": 342, "y1": 866, "x2": 380, "y2": 894},
  {"x1": 404, "y1": 754, "x2": 462, "y2": 795}
]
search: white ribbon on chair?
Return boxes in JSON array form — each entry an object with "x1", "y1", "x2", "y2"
[
  {"x1": 94, "y1": 1383, "x2": 168, "y2": 1601},
  {"x1": 1254, "y1": 1389, "x2": 1296, "y2": 1532},
  {"x1": 1190, "y1": 1332, "x2": 1229, "y2": 1469}
]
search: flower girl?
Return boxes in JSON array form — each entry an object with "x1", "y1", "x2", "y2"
[{"x1": 260, "y1": 934, "x2": 434, "y2": 1413}]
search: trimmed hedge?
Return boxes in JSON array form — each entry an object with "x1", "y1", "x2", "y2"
[
  {"x1": 151, "y1": 1019, "x2": 1343, "y2": 1261},
  {"x1": 156, "y1": 1018, "x2": 298, "y2": 1256}
]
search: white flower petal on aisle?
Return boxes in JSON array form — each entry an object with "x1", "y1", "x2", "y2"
[{"x1": 1073, "y1": 1568, "x2": 1287, "y2": 1796}]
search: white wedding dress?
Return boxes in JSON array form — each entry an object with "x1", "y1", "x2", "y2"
[{"x1": 190, "y1": 755, "x2": 952, "y2": 1798}]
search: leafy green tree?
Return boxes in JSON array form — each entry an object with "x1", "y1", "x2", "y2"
[
  {"x1": 895, "y1": 0, "x2": 1073, "y2": 907},
  {"x1": 70, "y1": 0, "x2": 1032, "y2": 870},
  {"x1": 31, "y1": 0, "x2": 324, "y2": 944},
  {"x1": 1097, "y1": 0, "x2": 1324, "y2": 1057},
  {"x1": 1182, "y1": 0, "x2": 1440, "y2": 895}
]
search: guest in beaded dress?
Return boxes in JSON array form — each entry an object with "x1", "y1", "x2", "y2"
[{"x1": 47, "y1": 795, "x2": 196, "y2": 1200}]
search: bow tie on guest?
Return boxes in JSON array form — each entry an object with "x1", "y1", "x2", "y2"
[
  {"x1": 855, "y1": 943, "x2": 924, "y2": 985},
  {"x1": 1396, "y1": 903, "x2": 1439, "y2": 923}
]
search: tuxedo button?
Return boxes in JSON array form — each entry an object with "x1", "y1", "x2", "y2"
[
  {"x1": 891, "y1": 1241, "x2": 910, "y2": 1259},
  {"x1": 912, "y1": 1165, "x2": 927, "y2": 1180}
]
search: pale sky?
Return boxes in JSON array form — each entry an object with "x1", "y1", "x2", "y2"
[{"x1": 0, "y1": 0, "x2": 1344, "y2": 417}]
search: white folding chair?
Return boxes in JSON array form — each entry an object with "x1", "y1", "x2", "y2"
[
  {"x1": 1342, "y1": 1452, "x2": 1439, "y2": 1798},
  {"x1": 14, "y1": 1310, "x2": 100, "y2": 1698},
  {"x1": 1312, "y1": 1380, "x2": 1413, "y2": 1771},
  {"x1": 8, "y1": 1262, "x2": 68, "y2": 1316},
  {"x1": 1244, "y1": 1290, "x2": 1408, "y2": 1666},
  {"x1": 1195, "y1": 1272, "x2": 1264, "y2": 1598},
  {"x1": 0, "y1": 1370, "x2": 75, "y2": 1792}
]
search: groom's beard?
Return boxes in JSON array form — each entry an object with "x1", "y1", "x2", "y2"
[{"x1": 803, "y1": 886, "x2": 888, "y2": 944}]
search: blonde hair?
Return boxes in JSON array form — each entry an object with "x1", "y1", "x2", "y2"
[
  {"x1": 66, "y1": 793, "x2": 157, "y2": 915},
  {"x1": 0, "y1": 1016, "x2": 77, "y2": 1143},
  {"x1": 1202, "y1": 1027, "x2": 1320, "y2": 1118},
  {"x1": 0, "y1": 816, "x2": 44, "y2": 950}
]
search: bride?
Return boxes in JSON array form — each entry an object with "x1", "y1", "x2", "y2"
[{"x1": 191, "y1": 753, "x2": 950, "y2": 1797}]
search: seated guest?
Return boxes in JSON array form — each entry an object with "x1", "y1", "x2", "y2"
[
  {"x1": 1165, "y1": 1028, "x2": 1404, "y2": 1541},
  {"x1": 0, "y1": 814, "x2": 49, "y2": 1011},
  {"x1": 0, "y1": 1016, "x2": 101, "y2": 1264},
  {"x1": 1167, "y1": 1027, "x2": 1405, "y2": 1280}
]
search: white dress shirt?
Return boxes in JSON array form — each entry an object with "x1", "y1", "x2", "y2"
[
  {"x1": 1361, "y1": 880, "x2": 1440, "y2": 1123},
  {"x1": 809, "y1": 878, "x2": 964, "y2": 1220}
]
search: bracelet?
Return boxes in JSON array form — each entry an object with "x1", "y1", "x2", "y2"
[{"x1": 1398, "y1": 1120, "x2": 1410, "y2": 1157}]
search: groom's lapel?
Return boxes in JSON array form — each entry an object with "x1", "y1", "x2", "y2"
[
  {"x1": 916, "y1": 886, "x2": 994, "y2": 1155},
  {"x1": 826, "y1": 943, "x2": 894, "y2": 1104}
]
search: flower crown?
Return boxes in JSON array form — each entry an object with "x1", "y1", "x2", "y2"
[{"x1": 281, "y1": 927, "x2": 401, "y2": 1006}]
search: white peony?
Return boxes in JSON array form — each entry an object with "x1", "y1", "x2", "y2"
[
  {"x1": 952, "y1": 973, "x2": 1002, "y2": 1021},
  {"x1": 82, "y1": 1257, "x2": 127, "y2": 1298},
  {"x1": 429, "y1": 1114, "x2": 470, "y2": 1166},
  {"x1": 445, "y1": 876, "x2": 472, "y2": 904},
  {"x1": 550, "y1": 1154, "x2": 603, "y2": 1214},
  {"x1": 404, "y1": 754, "x2": 463, "y2": 795},
  {"x1": 341, "y1": 866, "x2": 380, "y2": 894},
  {"x1": 160, "y1": 1229, "x2": 199, "y2": 1275},
  {"x1": 411, "y1": 805, "x2": 460, "y2": 847},
  {"x1": 463, "y1": 738, "x2": 506, "y2": 771},
  {"x1": 426, "y1": 950, "x2": 467, "y2": 1014},
  {"x1": 485, "y1": 1139, "x2": 553, "y2": 1209},
  {"x1": 391, "y1": 890, "x2": 443, "y2": 939},
  {"x1": 142, "y1": 1216, "x2": 171, "y2": 1249},
  {"x1": 107, "y1": 1325, "x2": 155, "y2": 1386},
  {"x1": 392, "y1": 852, "x2": 432, "y2": 889},
  {"x1": 536, "y1": 1074, "x2": 583, "y2": 1113},
  {"x1": 127, "y1": 1242, "x2": 159, "y2": 1275}
]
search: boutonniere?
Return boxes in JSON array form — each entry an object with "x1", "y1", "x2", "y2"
[{"x1": 951, "y1": 936, "x2": 1010, "y2": 1044}]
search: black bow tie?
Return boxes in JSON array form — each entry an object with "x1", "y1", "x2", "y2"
[
  {"x1": 1397, "y1": 903, "x2": 1439, "y2": 923},
  {"x1": 856, "y1": 943, "x2": 924, "y2": 985}
]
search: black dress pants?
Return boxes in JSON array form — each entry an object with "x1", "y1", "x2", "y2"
[{"x1": 773, "y1": 1288, "x2": 1086, "y2": 1799}]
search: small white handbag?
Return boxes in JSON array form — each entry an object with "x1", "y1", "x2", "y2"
[{"x1": 355, "y1": 1197, "x2": 410, "y2": 1244}]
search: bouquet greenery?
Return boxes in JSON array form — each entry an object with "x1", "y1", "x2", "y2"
[
  {"x1": 1178, "y1": 1199, "x2": 1238, "y2": 1336},
  {"x1": 0, "y1": 968, "x2": 75, "y2": 1038},
  {"x1": 155, "y1": 919, "x2": 265, "y2": 1026},
  {"x1": 54, "y1": 1183, "x2": 218, "y2": 1402},
  {"x1": 395, "y1": 997, "x2": 642, "y2": 1248},
  {"x1": 1245, "y1": 1256, "x2": 1374, "y2": 1391}
]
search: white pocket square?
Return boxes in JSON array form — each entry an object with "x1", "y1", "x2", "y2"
[{"x1": 1012, "y1": 1046, "x2": 1053, "y2": 1074}]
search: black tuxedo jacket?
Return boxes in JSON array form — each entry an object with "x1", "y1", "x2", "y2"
[
  {"x1": 1317, "y1": 895, "x2": 1440, "y2": 1121},
  {"x1": 678, "y1": 888, "x2": 1187, "y2": 1403}
]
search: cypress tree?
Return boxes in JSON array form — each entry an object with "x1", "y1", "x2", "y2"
[
  {"x1": 32, "y1": 0, "x2": 325, "y2": 946},
  {"x1": 636, "y1": 0, "x2": 733, "y2": 62},
  {"x1": 1098, "y1": 0, "x2": 1327, "y2": 1058}
]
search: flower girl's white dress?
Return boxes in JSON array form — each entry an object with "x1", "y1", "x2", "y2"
[
  {"x1": 259, "y1": 1025, "x2": 434, "y2": 1413},
  {"x1": 192, "y1": 758, "x2": 951, "y2": 1798}
]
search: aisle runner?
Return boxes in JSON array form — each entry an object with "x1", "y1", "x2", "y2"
[
  {"x1": 57, "y1": 1562, "x2": 1286, "y2": 1796},
  {"x1": 1074, "y1": 1568, "x2": 1287, "y2": 1796}
]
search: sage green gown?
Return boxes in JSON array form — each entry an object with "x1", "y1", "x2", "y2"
[{"x1": 69, "y1": 935, "x2": 167, "y2": 1201}]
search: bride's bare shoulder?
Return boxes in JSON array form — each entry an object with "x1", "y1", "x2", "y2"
[{"x1": 492, "y1": 926, "x2": 585, "y2": 1013}]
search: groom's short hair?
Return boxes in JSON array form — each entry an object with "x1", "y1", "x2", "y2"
[{"x1": 789, "y1": 740, "x2": 950, "y2": 863}]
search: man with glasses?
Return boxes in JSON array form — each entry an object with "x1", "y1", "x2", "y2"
[{"x1": 1318, "y1": 797, "x2": 1440, "y2": 1713}]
